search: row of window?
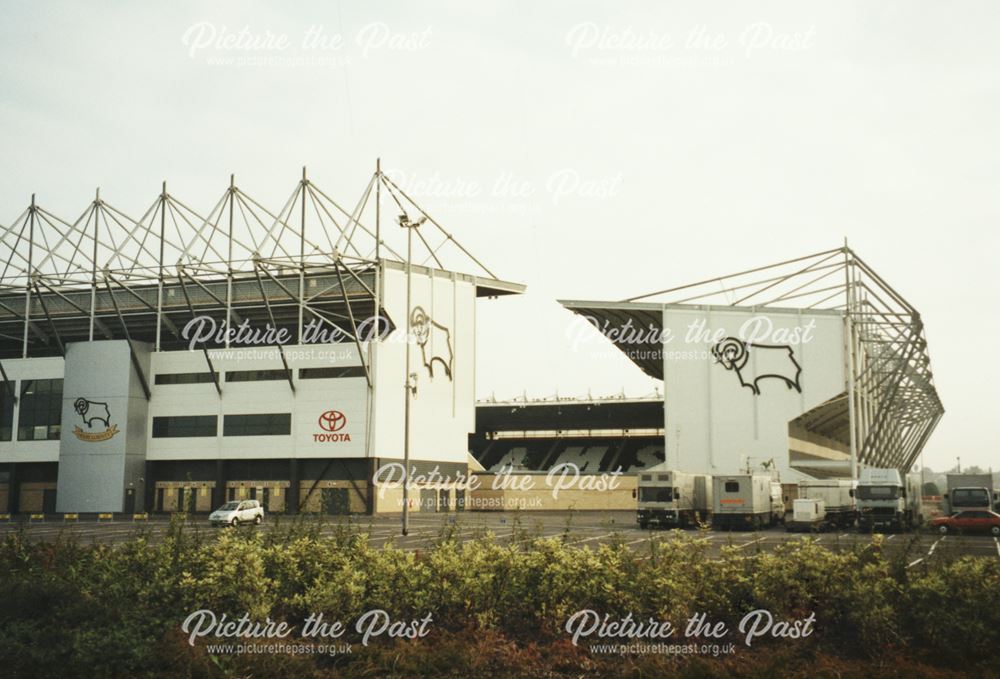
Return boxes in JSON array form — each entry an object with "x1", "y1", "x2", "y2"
[
  {"x1": 154, "y1": 366, "x2": 366, "y2": 385},
  {"x1": 152, "y1": 413, "x2": 292, "y2": 438},
  {"x1": 0, "y1": 376, "x2": 294, "y2": 441},
  {"x1": 0, "y1": 375, "x2": 315, "y2": 441},
  {"x1": 0, "y1": 378, "x2": 63, "y2": 442}
]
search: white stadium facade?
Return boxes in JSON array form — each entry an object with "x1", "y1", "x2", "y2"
[
  {"x1": 0, "y1": 168, "x2": 943, "y2": 516},
  {"x1": 0, "y1": 167, "x2": 523, "y2": 515},
  {"x1": 560, "y1": 247, "x2": 945, "y2": 483}
]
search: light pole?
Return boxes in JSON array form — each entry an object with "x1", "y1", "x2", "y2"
[{"x1": 400, "y1": 212, "x2": 425, "y2": 536}]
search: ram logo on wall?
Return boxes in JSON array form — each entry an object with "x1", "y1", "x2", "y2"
[
  {"x1": 72, "y1": 397, "x2": 120, "y2": 442},
  {"x1": 711, "y1": 337, "x2": 803, "y2": 396},
  {"x1": 410, "y1": 305, "x2": 453, "y2": 380}
]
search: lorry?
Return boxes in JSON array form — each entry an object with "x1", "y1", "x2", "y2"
[
  {"x1": 856, "y1": 467, "x2": 922, "y2": 532},
  {"x1": 797, "y1": 479, "x2": 856, "y2": 529},
  {"x1": 943, "y1": 473, "x2": 997, "y2": 514},
  {"x1": 711, "y1": 474, "x2": 784, "y2": 530},
  {"x1": 636, "y1": 466, "x2": 712, "y2": 528},
  {"x1": 787, "y1": 498, "x2": 827, "y2": 532}
]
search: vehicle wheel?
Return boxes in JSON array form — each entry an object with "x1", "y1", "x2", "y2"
[
  {"x1": 254, "y1": 515, "x2": 262, "y2": 525},
  {"x1": 231, "y1": 517, "x2": 239, "y2": 527},
  {"x1": 938, "y1": 524, "x2": 948, "y2": 535},
  {"x1": 991, "y1": 525, "x2": 1000, "y2": 537},
  {"x1": 639, "y1": 521, "x2": 649, "y2": 530}
]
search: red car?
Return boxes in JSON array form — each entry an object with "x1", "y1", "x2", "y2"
[{"x1": 932, "y1": 510, "x2": 1000, "y2": 536}]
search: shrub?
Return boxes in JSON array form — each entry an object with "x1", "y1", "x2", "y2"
[{"x1": 0, "y1": 521, "x2": 996, "y2": 677}]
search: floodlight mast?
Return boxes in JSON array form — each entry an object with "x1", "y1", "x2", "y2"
[
  {"x1": 398, "y1": 210, "x2": 427, "y2": 537},
  {"x1": 403, "y1": 209, "x2": 412, "y2": 536}
]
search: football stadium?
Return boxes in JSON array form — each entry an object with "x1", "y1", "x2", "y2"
[
  {"x1": 558, "y1": 248, "x2": 944, "y2": 482},
  {"x1": 0, "y1": 170, "x2": 943, "y2": 518},
  {"x1": 470, "y1": 248, "x2": 945, "y2": 512},
  {"x1": 0, "y1": 167, "x2": 523, "y2": 516}
]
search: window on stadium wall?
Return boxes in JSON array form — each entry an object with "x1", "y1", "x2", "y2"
[
  {"x1": 17, "y1": 378, "x2": 63, "y2": 441},
  {"x1": 151, "y1": 415, "x2": 218, "y2": 438},
  {"x1": 222, "y1": 413, "x2": 292, "y2": 436},
  {"x1": 225, "y1": 370, "x2": 288, "y2": 382},
  {"x1": 154, "y1": 372, "x2": 218, "y2": 385},
  {"x1": 0, "y1": 386, "x2": 14, "y2": 441},
  {"x1": 298, "y1": 366, "x2": 367, "y2": 379}
]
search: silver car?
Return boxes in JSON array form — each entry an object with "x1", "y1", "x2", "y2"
[{"x1": 210, "y1": 499, "x2": 264, "y2": 527}]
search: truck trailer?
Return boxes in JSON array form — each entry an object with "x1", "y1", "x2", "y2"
[
  {"x1": 798, "y1": 479, "x2": 856, "y2": 528},
  {"x1": 636, "y1": 466, "x2": 712, "y2": 528},
  {"x1": 711, "y1": 474, "x2": 783, "y2": 530},
  {"x1": 857, "y1": 467, "x2": 922, "y2": 532}
]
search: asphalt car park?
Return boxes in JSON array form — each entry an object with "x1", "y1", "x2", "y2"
[{"x1": 2, "y1": 510, "x2": 999, "y2": 567}]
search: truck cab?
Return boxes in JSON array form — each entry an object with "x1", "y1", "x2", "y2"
[
  {"x1": 857, "y1": 467, "x2": 919, "y2": 532},
  {"x1": 637, "y1": 479, "x2": 677, "y2": 529},
  {"x1": 636, "y1": 467, "x2": 711, "y2": 529},
  {"x1": 943, "y1": 473, "x2": 997, "y2": 515},
  {"x1": 947, "y1": 487, "x2": 993, "y2": 512}
]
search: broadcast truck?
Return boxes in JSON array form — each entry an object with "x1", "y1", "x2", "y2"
[
  {"x1": 636, "y1": 466, "x2": 713, "y2": 528},
  {"x1": 942, "y1": 473, "x2": 997, "y2": 514},
  {"x1": 711, "y1": 474, "x2": 784, "y2": 530},
  {"x1": 856, "y1": 467, "x2": 922, "y2": 532},
  {"x1": 797, "y1": 479, "x2": 856, "y2": 529}
]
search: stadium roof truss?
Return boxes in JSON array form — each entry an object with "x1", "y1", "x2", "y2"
[
  {"x1": 0, "y1": 164, "x2": 522, "y2": 400},
  {"x1": 561, "y1": 246, "x2": 944, "y2": 473}
]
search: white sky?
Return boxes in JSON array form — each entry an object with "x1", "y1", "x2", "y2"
[{"x1": 1, "y1": 1, "x2": 997, "y2": 470}]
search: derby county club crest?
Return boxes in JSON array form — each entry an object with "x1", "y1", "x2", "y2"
[
  {"x1": 711, "y1": 337, "x2": 803, "y2": 396},
  {"x1": 410, "y1": 306, "x2": 454, "y2": 381},
  {"x1": 72, "y1": 397, "x2": 120, "y2": 442}
]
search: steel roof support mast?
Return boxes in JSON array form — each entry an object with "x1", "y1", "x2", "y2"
[
  {"x1": 22, "y1": 194, "x2": 35, "y2": 358},
  {"x1": 843, "y1": 241, "x2": 858, "y2": 480}
]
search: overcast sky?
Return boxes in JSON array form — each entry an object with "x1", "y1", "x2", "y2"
[{"x1": 1, "y1": 1, "x2": 997, "y2": 470}]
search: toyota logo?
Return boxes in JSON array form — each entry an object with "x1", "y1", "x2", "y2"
[{"x1": 318, "y1": 410, "x2": 347, "y2": 432}]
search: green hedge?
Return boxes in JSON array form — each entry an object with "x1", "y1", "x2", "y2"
[{"x1": 0, "y1": 519, "x2": 997, "y2": 677}]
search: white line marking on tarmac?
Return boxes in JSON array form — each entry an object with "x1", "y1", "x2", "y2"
[
  {"x1": 909, "y1": 537, "x2": 943, "y2": 569},
  {"x1": 368, "y1": 532, "x2": 435, "y2": 543},
  {"x1": 567, "y1": 532, "x2": 616, "y2": 546},
  {"x1": 625, "y1": 536, "x2": 655, "y2": 546},
  {"x1": 994, "y1": 537, "x2": 1000, "y2": 558},
  {"x1": 739, "y1": 537, "x2": 765, "y2": 549}
]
